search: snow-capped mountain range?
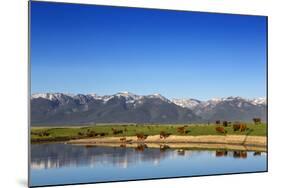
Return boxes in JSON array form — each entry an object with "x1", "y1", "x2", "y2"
[
  {"x1": 31, "y1": 92, "x2": 266, "y2": 125},
  {"x1": 171, "y1": 97, "x2": 266, "y2": 109}
]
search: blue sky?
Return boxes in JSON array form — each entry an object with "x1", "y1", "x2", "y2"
[{"x1": 31, "y1": 1, "x2": 267, "y2": 100}]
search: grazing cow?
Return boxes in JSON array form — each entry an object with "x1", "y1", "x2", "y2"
[
  {"x1": 216, "y1": 126, "x2": 227, "y2": 134},
  {"x1": 112, "y1": 128, "x2": 123, "y2": 135},
  {"x1": 160, "y1": 131, "x2": 171, "y2": 139},
  {"x1": 177, "y1": 127, "x2": 185, "y2": 134},
  {"x1": 100, "y1": 132, "x2": 107, "y2": 136},
  {"x1": 215, "y1": 120, "x2": 221, "y2": 125},
  {"x1": 136, "y1": 133, "x2": 148, "y2": 140},
  {"x1": 253, "y1": 118, "x2": 262, "y2": 124},
  {"x1": 185, "y1": 130, "x2": 191, "y2": 134},
  {"x1": 233, "y1": 122, "x2": 241, "y2": 131},
  {"x1": 78, "y1": 132, "x2": 84, "y2": 136},
  {"x1": 87, "y1": 131, "x2": 96, "y2": 137},
  {"x1": 240, "y1": 124, "x2": 247, "y2": 132},
  {"x1": 233, "y1": 122, "x2": 247, "y2": 132},
  {"x1": 222, "y1": 121, "x2": 228, "y2": 127}
]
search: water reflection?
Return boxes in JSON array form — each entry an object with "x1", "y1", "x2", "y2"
[{"x1": 31, "y1": 143, "x2": 266, "y2": 170}]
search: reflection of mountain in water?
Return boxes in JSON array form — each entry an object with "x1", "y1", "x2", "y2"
[{"x1": 30, "y1": 144, "x2": 265, "y2": 170}]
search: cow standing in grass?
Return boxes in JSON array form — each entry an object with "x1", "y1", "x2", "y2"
[
  {"x1": 112, "y1": 128, "x2": 123, "y2": 135},
  {"x1": 215, "y1": 126, "x2": 227, "y2": 134},
  {"x1": 177, "y1": 127, "x2": 185, "y2": 134},
  {"x1": 233, "y1": 122, "x2": 247, "y2": 132},
  {"x1": 223, "y1": 121, "x2": 228, "y2": 127},
  {"x1": 253, "y1": 118, "x2": 262, "y2": 125}
]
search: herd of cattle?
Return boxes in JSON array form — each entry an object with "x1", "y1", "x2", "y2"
[
  {"x1": 76, "y1": 117, "x2": 263, "y2": 139},
  {"x1": 214, "y1": 117, "x2": 262, "y2": 134}
]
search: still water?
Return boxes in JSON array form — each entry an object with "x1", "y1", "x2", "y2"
[{"x1": 30, "y1": 143, "x2": 267, "y2": 187}]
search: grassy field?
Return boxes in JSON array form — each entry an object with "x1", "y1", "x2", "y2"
[{"x1": 31, "y1": 123, "x2": 267, "y2": 143}]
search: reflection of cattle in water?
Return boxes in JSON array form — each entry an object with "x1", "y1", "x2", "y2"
[
  {"x1": 85, "y1": 145, "x2": 95, "y2": 148},
  {"x1": 253, "y1": 152, "x2": 261, "y2": 156},
  {"x1": 216, "y1": 150, "x2": 228, "y2": 157},
  {"x1": 160, "y1": 131, "x2": 171, "y2": 139},
  {"x1": 233, "y1": 151, "x2": 247, "y2": 158},
  {"x1": 111, "y1": 128, "x2": 123, "y2": 135},
  {"x1": 136, "y1": 133, "x2": 148, "y2": 140},
  {"x1": 233, "y1": 122, "x2": 247, "y2": 132},
  {"x1": 216, "y1": 126, "x2": 227, "y2": 134},
  {"x1": 253, "y1": 118, "x2": 262, "y2": 124},
  {"x1": 135, "y1": 144, "x2": 147, "y2": 152},
  {"x1": 119, "y1": 144, "x2": 126, "y2": 148},
  {"x1": 160, "y1": 145, "x2": 170, "y2": 152},
  {"x1": 177, "y1": 149, "x2": 185, "y2": 156}
]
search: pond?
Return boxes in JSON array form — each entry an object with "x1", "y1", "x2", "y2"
[{"x1": 30, "y1": 143, "x2": 267, "y2": 187}]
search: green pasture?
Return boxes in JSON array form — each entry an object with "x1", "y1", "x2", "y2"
[{"x1": 31, "y1": 123, "x2": 267, "y2": 143}]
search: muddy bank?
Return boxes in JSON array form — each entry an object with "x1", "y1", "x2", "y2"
[{"x1": 67, "y1": 135, "x2": 266, "y2": 150}]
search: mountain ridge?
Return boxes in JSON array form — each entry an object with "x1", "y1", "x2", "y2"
[{"x1": 31, "y1": 92, "x2": 266, "y2": 125}]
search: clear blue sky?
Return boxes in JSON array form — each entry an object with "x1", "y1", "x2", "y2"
[{"x1": 31, "y1": 1, "x2": 267, "y2": 100}]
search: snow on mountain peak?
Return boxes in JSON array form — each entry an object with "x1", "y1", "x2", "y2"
[
  {"x1": 171, "y1": 98, "x2": 202, "y2": 109},
  {"x1": 31, "y1": 92, "x2": 266, "y2": 107}
]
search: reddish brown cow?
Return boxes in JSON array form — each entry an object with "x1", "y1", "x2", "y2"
[
  {"x1": 216, "y1": 126, "x2": 227, "y2": 134},
  {"x1": 136, "y1": 133, "x2": 148, "y2": 140},
  {"x1": 112, "y1": 128, "x2": 123, "y2": 135},
  {"x1": 160, "y1": 131, "x2": 171, "y2": 139},
  {"x1": 120, "y1": 137, "x2": 126, "y2": 142},
  {"x1": 240, "y1": 123, "x2": 247, "y2": 132},
  {"x1": 233, "y1": 122, "x2": 247, "y2": 132},
  {"x1": 177, "y1": 127, "x2": 185, "y2": 134}
]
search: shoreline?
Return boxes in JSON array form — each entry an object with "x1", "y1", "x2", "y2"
[
  {"x1": 71, "y1": 142, "x2": 266, "y2": 152},
  {"x1": 67, "y1": 135, "x2": 266, "y2": 150}
]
